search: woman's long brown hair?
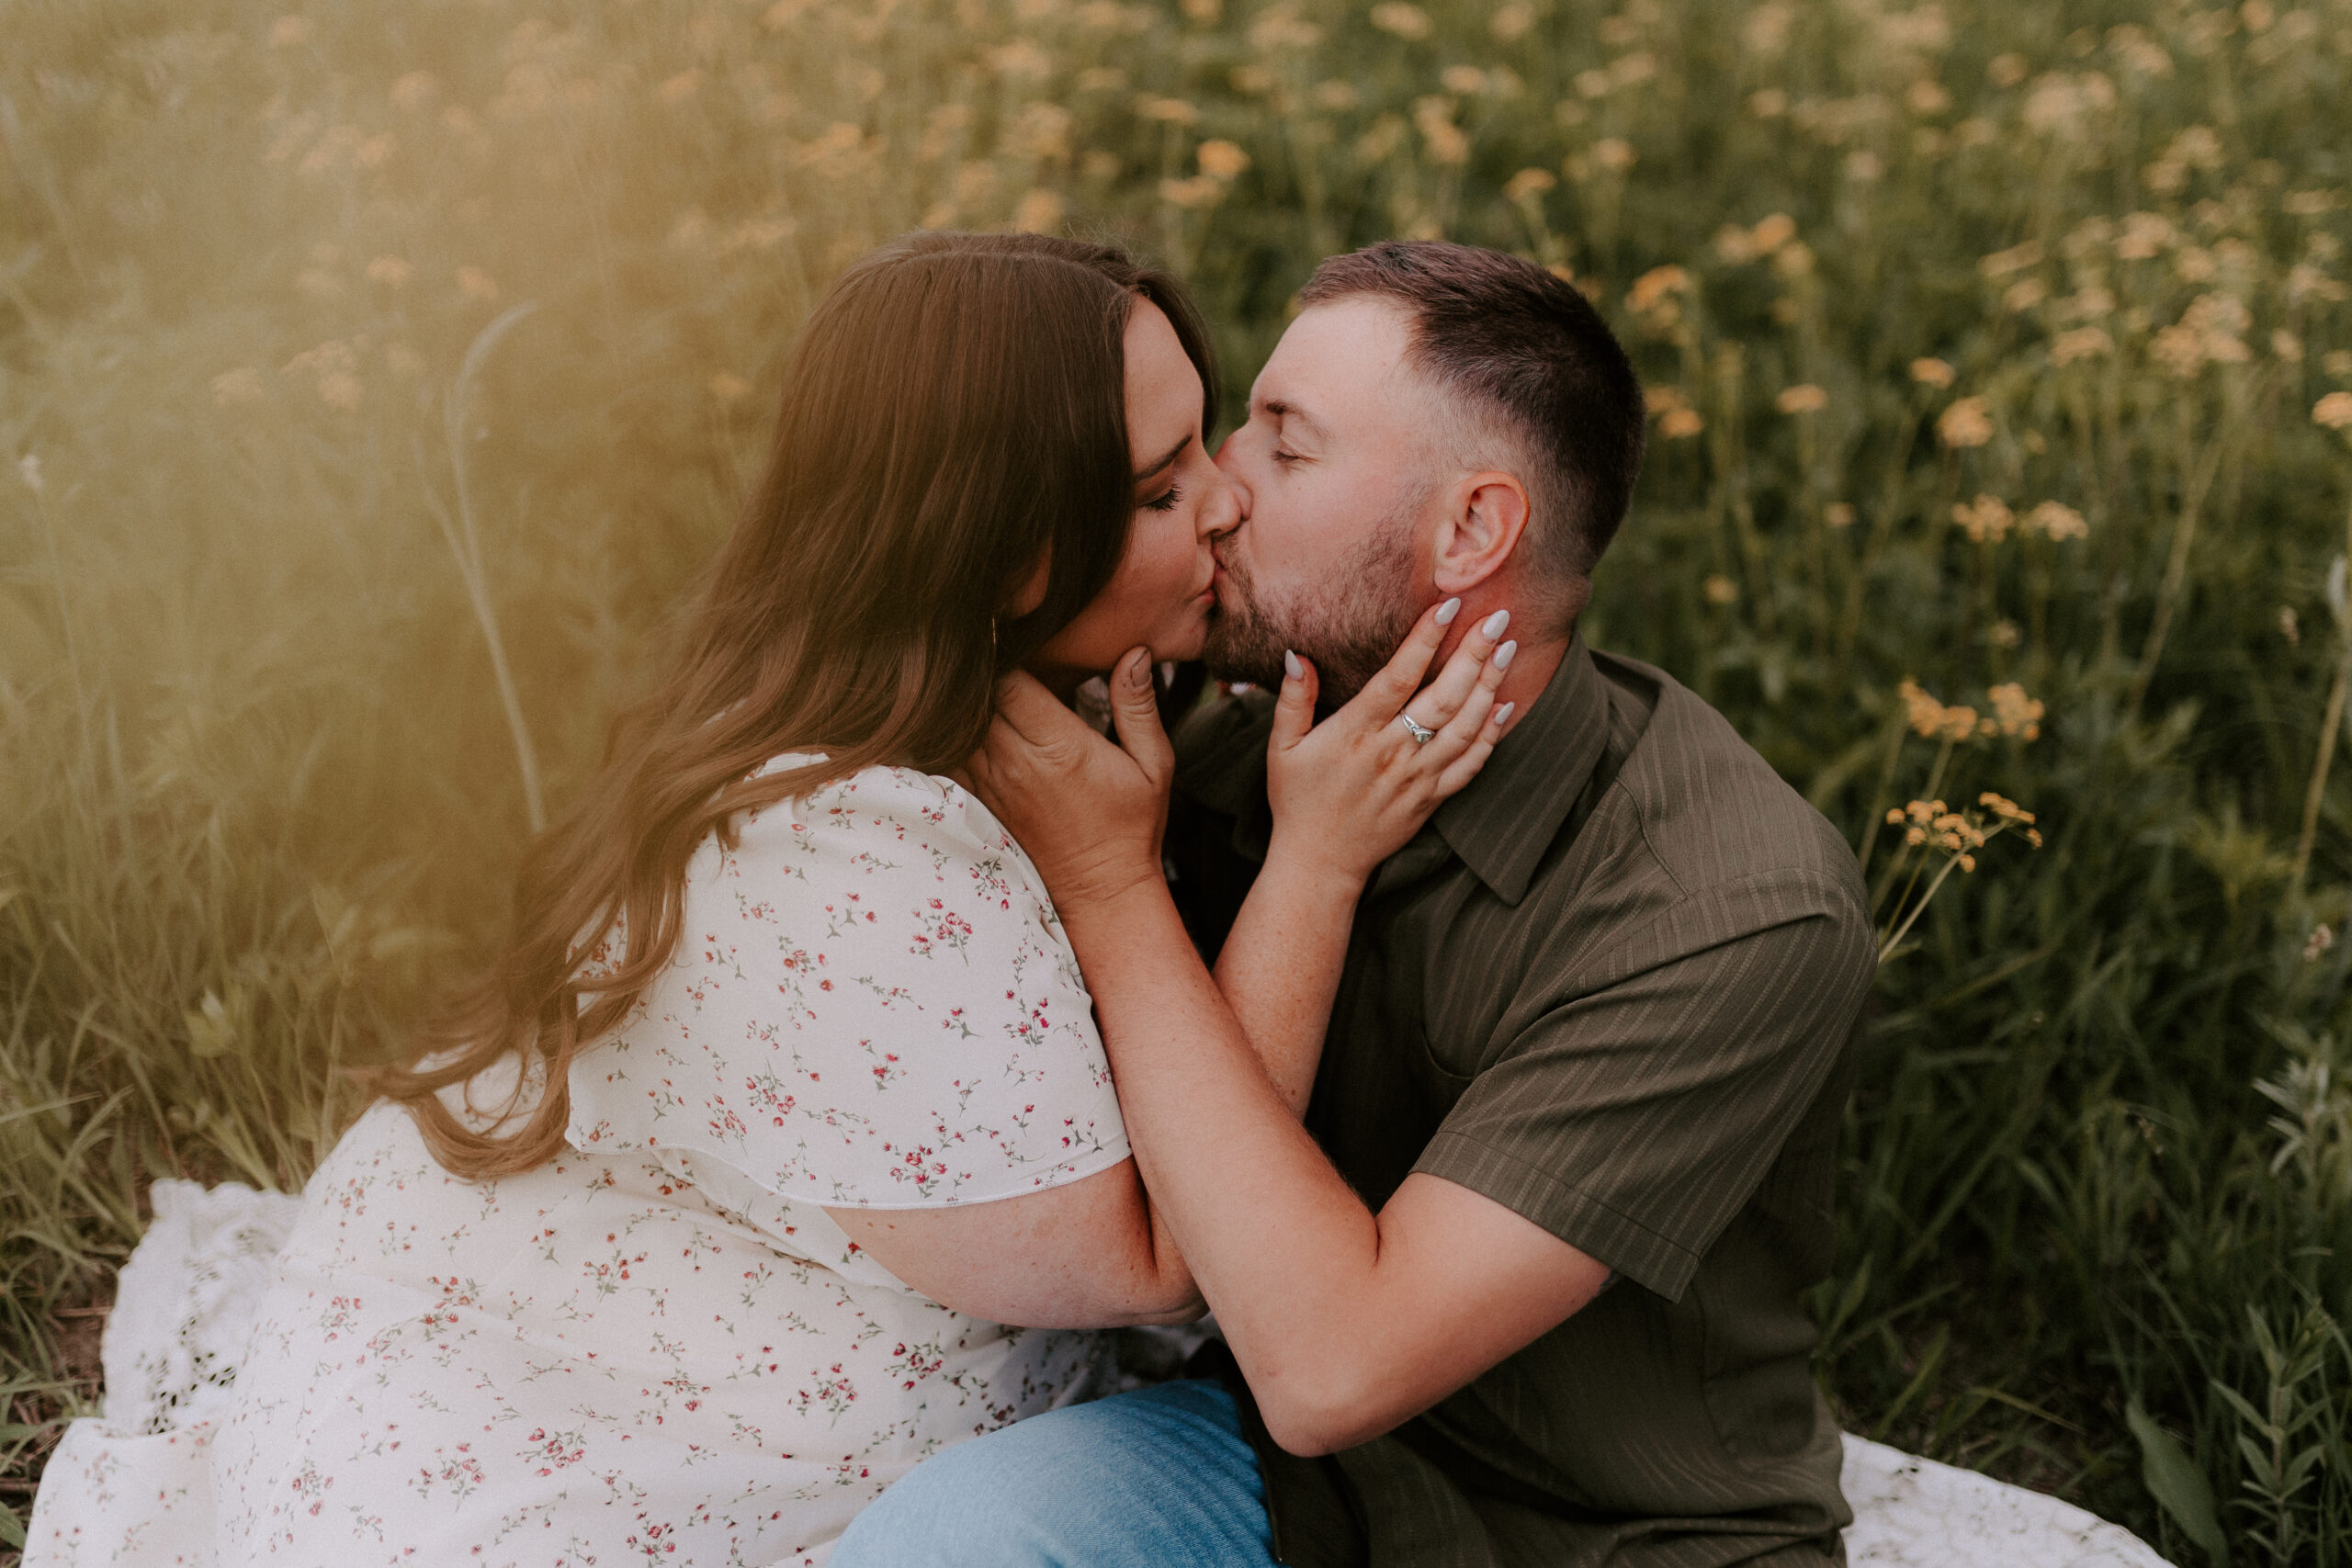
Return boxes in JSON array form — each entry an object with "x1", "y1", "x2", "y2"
[{"x1": 371, "y1": 231, "x2": 1218, "y2": 1178}]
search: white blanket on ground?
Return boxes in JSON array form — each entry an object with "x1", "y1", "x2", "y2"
[{"x1": 25, "y1": 1180, "x2": 2174, "y2": 1568}]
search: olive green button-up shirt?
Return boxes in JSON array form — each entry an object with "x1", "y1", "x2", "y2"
[{"x1": 1165, "y1": 637, "x2": 1875, "y2": 1568}]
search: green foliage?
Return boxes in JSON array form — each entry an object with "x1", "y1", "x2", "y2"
[
  {"x1": 6, "y1": 0, "x2": 2352, "y2": 1560},
  {"x1": 2132, "y1": 1397, "x2": 2229, "y2": 1562}
]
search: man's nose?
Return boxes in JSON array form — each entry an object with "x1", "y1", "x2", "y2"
[{"x1": 1199, "y1": 459, "x2": 1247, "y2": 540}]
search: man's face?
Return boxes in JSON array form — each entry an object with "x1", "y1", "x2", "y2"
[{"x1": 1206, "y1": 297, "x2": 1439, "y2": 705}]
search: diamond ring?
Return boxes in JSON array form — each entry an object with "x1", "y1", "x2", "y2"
[{"x1": 1398, "y1": 712, "x2": 1438, "y2": 745}]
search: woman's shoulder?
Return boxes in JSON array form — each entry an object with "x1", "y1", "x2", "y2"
[{"x1": 734, "y1": 754, "x2": 1031, "y2": 896}]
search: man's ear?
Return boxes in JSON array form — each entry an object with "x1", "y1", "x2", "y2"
[{"x1": 1430, "y1": 472, "x2": 1532, "y2": 596}]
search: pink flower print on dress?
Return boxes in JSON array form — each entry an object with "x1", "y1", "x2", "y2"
[{"x1": 910, "y1": 897, "x2": 975, "y2": 962}]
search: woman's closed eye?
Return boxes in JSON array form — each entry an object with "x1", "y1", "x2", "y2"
[{"x1": 1141, "y1": 483, "x2": 1183, "y2": 513}]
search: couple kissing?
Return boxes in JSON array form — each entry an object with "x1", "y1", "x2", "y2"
[{"x1": 192, "y1": 231, "x2": 1875, "y2": 1568}]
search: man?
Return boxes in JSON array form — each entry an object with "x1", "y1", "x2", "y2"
[{"x1": 835, "y1": 242, "x2": 1874, "y2": 1567}]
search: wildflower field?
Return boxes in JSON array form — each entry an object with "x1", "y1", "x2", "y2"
[{"x1": 6, "y1": 0, "x2": 2352, "y2": 1557}]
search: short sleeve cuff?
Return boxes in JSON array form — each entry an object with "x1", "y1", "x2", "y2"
[{"x1": 1414, "y1": 1128, "x2": 1702, "y2": 1301}]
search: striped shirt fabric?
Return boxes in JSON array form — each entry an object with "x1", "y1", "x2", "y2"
[{"x1": 1165, "y1": 635, "x2": 1876, "y2": 1568}]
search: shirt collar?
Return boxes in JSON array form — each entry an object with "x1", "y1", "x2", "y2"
[{"x1": 1430, "y1": 632, "x2": 1611, "y2": 907}]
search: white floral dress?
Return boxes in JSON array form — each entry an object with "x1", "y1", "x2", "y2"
[{"x1": 205, "y1": 761, "x2": 1131, "y2": 1566}]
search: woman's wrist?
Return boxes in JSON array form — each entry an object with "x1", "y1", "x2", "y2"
[
  {"x1": 1261, "y1": 830, "x2": 1375, "y2": 903},
  {"x1": 1046, "y1": 852, "x2": 1173, "y2": 931}
]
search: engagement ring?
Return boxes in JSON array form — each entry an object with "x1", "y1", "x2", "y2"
[{"x1": 1398, "y1": 713, "x2": 1438, "y2": 745}]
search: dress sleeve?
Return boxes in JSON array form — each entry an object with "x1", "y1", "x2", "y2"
[
  {"x1": 1412, "y1": 879, "x2": 1873, "y2": 1302},
  {"x1": 565, "y1": 763, "x2": 1130, "y2": 1210}
]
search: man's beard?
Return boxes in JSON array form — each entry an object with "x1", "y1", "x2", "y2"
[{"x1": 1204, "y1": 512, "x2": 1422, "y2": 709}]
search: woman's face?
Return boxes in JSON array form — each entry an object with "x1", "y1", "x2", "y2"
[{"x1": 1028, "y1": 299, "x2": 1240, "y2": 682}]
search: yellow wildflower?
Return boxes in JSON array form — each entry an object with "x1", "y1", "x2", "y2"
[
  {"x1": 2052, "y1": 327, "x2": 2113, "y2": 367},
  {"x1": 1196, "y1": 140, "x2": 1250, "y2": 180},
  {"x1": 1897, "y1": 681, "x2": 1980, "y2": 742},
  {"x1": 1012, "y1": 189, "x2": 1065, "y2": 232},
  {"x1": 1985, "y1": 684, "x2": 2044, "y2": 739},
  {"x1": 1490, "y1": 3, "x2": 1534, "y2": 39},
  {"x1": 456, "y1": 265, "x2": 501, "y2": 302},
  {"x1": 1979, "y1": 240, "x2": 2042, "y2": 279},
  {"x1": 1978, "y1": 791, "x2": 2036, "y2": 822},
  {"x1": 2315, "y1": 392, "x2": 2352, "y2": 431},
  {"x1": 1136, "y1": 96, "x2": 1201, "y2": 125},
  {"x1": 1370, "y1": 3, "x2": 1433, "y2": 40},
  {"x1": 1909, "y1": 357, "x2": 1957, "y2": 389},
  {"x1": 1503, "y1": 167, "x2": 1556, "y2": 203},
  {"x1": 2115, "y1": 211, "x2": 2173, "y2": 260},
  {"x1": 1013, "y1": 103, "x2": 1076, "y2": 163},
  {"x1": 1951, "y1": 494, "x2": 2013, "y2": 544},
  {"x1": 2025, "y1": 501, "x2": 2088, "y2": 541},
  {"x1": 1250, "y1": 4, "x2": 1324, "y2": 50},
  {"x1": 988, "y1": 41, "x2": 1054, "y2": 80},
  {"x1": 1661, "y1": 409, "x2": 1704, "y2": 438},
  {"x1": 1937, "y1": 396, "x2": 1994, "y2": 447},
  {"x1": 365, "y1": 255, "x2": 413, "y2": 288},
  {"x1": 2003, "y1": 278, "x2": 2049, "y2": 312},
  {"x1": 1776, "y1": 384, "x2": 1828, "y2": 415},
  {"x1": 1413, "y1": 97, "x2": 1469, "y2": 164},
  {"x1": 1159, "y1": 175, "x2": 1226, "y2": 209},
  {"x1": 1702, "y1": 574, "x2": 1738, "y2": 604},
  {"x1": 1627, "y1": 265, "x2": 1690, "y2": 314}
]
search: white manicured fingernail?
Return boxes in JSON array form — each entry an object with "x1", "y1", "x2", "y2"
[
  {"x1": 1284, "y1": 649, "x2": 1304, "y2": 681},
  {"x1": 1494, "y1": 639, "x2": 1517, "y2": 671},
  {"x1": 1482, "y1": 610, "x2": 1510, "y2": 638},
  {"x1": 1434, "y1": 598, "x2": 1462, "y2": 626},
  {"x1": 1495, "y1": 702, "x2": 1515, "y2": 726}
]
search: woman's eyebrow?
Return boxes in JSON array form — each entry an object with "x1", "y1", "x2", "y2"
[{"x1": 1130, "y1": 435, "x2": 1190, "y2": 484}]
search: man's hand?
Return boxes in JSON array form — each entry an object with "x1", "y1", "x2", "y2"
[{"x1": 965, "y1": 649, "x2": 1170, "y2": 916}]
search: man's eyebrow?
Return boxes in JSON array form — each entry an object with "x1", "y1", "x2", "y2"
[
  {"x1": 1261, "y1": 398, "x2": 1327, "y2": 441},
  {"x1": 1131, "y1": 435, "x2": 1190, "y2": 484}
]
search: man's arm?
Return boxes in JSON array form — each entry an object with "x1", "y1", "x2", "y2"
[
  {"x1": 1053, "y1": 873, "x2": 1609, "y2": 1454},
  {"x1": 1054, "y1": 854, "x2": 1872, "y2": 1452}
]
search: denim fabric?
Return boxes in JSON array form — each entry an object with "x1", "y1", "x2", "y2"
[{"x1": 831, "y1": 1378, "x2": 1279, "y2": 1568}]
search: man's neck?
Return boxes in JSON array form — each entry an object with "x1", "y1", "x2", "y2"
[
  {"x1": 1423, "y1": 608, "x2": 1571, "y2": 728},
  {"x1": 1488, "y1": 634, "x2": 1568, "y2": 723}
]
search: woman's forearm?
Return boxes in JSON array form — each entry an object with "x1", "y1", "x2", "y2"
[
  {"x1": 1061, "y1": 877, "x2": 1395, "y2": 1428},
  {"x1": 1209, "y1": 842, "x2": 1366, "y2": 1118}
]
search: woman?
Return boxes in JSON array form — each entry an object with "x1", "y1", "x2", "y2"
[{"x1": 192, "y1": 232, "x2": 1510, "y2": 1566}]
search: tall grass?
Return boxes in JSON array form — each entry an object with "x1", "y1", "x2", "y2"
[{"x1": 4, "y1": 0, "x2": 2352, "y2": 1559}]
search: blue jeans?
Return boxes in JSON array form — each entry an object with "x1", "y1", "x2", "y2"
[{"x1": 831, "y1": 1378, "x2": 1280, "y2": 1567}]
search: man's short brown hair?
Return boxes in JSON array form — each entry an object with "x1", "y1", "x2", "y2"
[{"x1": 1298, "y1": 241, "x2": 1645, "y2": 585}]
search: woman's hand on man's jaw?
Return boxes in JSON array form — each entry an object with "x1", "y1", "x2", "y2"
[
  {"x1": 965, "y1": 648, "x2": 1173, "y2": 919},
  {"x1": 1263, "y1": 598, "x2": 1518, "y2": 888}
]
